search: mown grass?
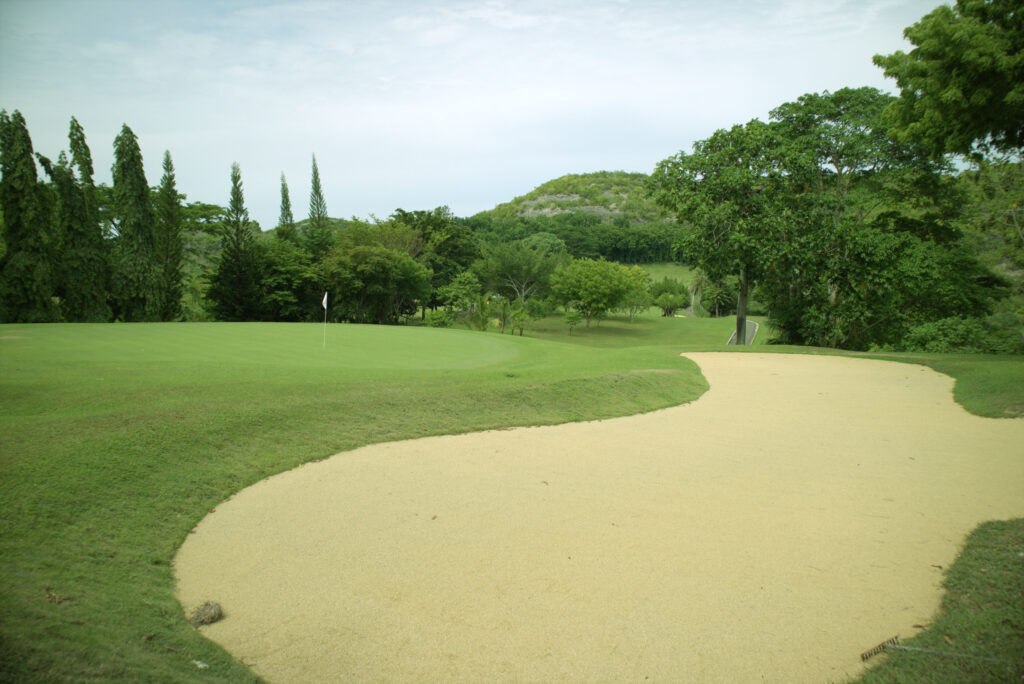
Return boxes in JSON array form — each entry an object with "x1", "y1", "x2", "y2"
[
  {"x1": 527, "y1": 306, "x2": 769, "y2": 348},
  {"x1": 0, "y1": 322, "x2": 707, "y2": 683},
  {"x1": 1, "y1": 318, "x2": 1021, "y2": 683}
]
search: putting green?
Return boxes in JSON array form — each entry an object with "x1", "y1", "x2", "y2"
[{"x1": 174, "y1": 353, "x2": 1024, "y2": 682}]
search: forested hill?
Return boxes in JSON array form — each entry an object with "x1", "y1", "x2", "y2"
[
  {"x1": 477, "y1": 171, "x2": 666, "y2": 225},
  {"x1": 463, "y1": 171, "x2": 683, "y2": 263}
]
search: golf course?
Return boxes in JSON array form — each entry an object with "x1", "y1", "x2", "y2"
[{"x1": 2, "y1": 316, "x2": 1023, "y2": 682}]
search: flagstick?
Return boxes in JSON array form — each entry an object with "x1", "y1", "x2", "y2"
[{"x1": 322, "y1": 291, "x2": 328, "y2": 349}]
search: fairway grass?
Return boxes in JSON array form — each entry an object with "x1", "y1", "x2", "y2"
[
  {"x1": 527, "y1": 307, "x2": 770, "y2": 348},
  {"x1": 0, "y1": 322, "x2": 706, "y2": 683},
  {"x1": 1, "y1": 320, "x2": 1022, "y2": 682}
]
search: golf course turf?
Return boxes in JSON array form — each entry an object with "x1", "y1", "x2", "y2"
[{"x1": 1, "y1": 319, "x2": 1022, "y2": 682}]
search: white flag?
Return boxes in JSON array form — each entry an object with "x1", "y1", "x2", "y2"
[{"x1": 322, "y1": 292, "x2": 328, "y2": 309}]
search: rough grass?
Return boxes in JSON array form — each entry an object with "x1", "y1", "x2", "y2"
[
  {"x1": 851, "y1": 518, "x2": 1024, "y2": 683},
  {"x1": 1, "y1": 319, "x2": 1021, "y2": 683}
]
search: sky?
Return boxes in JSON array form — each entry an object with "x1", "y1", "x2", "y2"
[{"x1": 1, "y1": 0, "x2": 941, "y2": 230}]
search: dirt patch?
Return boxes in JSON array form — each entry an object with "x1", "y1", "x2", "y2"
[{"x1": 174, "y1": 353, "x2": 1024, "y2": 683}]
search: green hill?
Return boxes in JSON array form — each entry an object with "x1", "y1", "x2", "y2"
[{"x1": 481, "y1": 171, "x2": 667, "y2": 225}]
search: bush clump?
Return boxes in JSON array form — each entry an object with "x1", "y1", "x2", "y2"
[{"x1": 898, "y1": 315, "x2": 1023, "y2": 354}]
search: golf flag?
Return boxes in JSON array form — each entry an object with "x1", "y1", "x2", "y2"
[{"x1": 322, "y1": 292, "x2": 328, "y2": 349}]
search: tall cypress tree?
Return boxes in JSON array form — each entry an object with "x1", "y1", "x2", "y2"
[
  {"x1": 55, "y1": 117, "x2": 111, "y2": 321},
  {"x1": 305, "y1": 154, "x2": 333, "y2": 259},
  {"x1": 153, "y1": 150, "x2": 183, "y2": 320},
  {"x1": 207, "y1": 163, "x2": 264, "y2": 320},
  {"x1": 0, "y1": 110, "x2": 58, "y2": 322},
  {"x1": 276, "y1": 172, "x2": 298, "y2": 243},
  {"x1": 111, "y1": 124, "x2": 156, "y2": 321}
]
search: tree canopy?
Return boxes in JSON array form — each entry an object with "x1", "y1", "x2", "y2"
[
  {"x1": 873, "y1": 0, "x2": 1024, "y2": 156},
  {"x1": 648, "y1": 119, "x2": 784, "y2": 344},
  {"x1": 551, "y1": 258, "x2": 635, "y2": 328},
  {"x1": 0, "y1": 110, "x2": 58, "y2": 322}
]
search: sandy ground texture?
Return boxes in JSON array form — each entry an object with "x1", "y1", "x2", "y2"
[{"x1": 174, "y1": 353, "x2": 1024, "y2": 683}]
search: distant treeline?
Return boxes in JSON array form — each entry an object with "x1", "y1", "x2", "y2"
[{"x1": 461, "y1": 212, "x2": 683, "y2": 264}]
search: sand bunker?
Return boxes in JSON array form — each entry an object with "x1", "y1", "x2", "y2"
[{"x1": 174, "y1": 353, "x2": 1024, "y2": 682}]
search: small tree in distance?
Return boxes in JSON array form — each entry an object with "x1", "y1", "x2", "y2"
[
  {"x1": 550, "y1": 257, "x2": 634, "y2": 328},
  {"x1": 276, "y1": 172, "x2": 298, "y2": 244},
  {"x1": 305, "y1": 154, "x2": 332, "y2": 260},
  {"x1": 207, "y1": 163, "x2": 264, "y2": 321},
  {"x1": 565, "y1": 308, "x2": 583, "y2": 335}
]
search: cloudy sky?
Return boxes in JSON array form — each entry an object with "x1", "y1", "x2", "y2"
[{"x1": 1, "y1": 0, "x2": 939, "y2": 229}]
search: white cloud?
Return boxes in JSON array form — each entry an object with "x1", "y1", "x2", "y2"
[{"x1": 0, "y1": 0, "x2": 940, "y2": 227}]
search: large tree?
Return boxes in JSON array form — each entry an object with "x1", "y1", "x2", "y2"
[
  {"x1": 152, "y1": 151, "x2": 183, "y2": 321},
  {"x1": 207, "y1": 163, "x2": 264, "y2": 320},
  {"x1": 261, "y1": 238, "x2": 314, "y2": 321},
  {"x1": 111, "y1": 124, "x2": 157, "y2": 321},
  {"x1": 0, "y1": 110, "x2": 58, "y2": 322},
  {"x1": 321, "y1": 244, "x2": 432, "y2": 324},
  {"x1": 305, "y1": 154, "x2": 333, "y2": 259},
  {"x1": 391, "y1": 206, "x2": 479, "y2": 309},
  {"x1": 473, "y1": 234, "x2": 568, "y2": 302},
  {"x1": 873, "y1": 0, "x2": 1024, "y2": 157},
  {"x1": 648, "y1": 119, "x2": 784, "y2": 344},
  {"x1": 763, "y1": 88, "x2": 1001, "y2": 349},
  {"x1": 64, "y1": 116, "x2": 111, "y2": 321},
  {"x1": 550, "y1": 257, "x2": 634, "y2": 328}
]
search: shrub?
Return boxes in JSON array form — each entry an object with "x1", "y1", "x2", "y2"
[
  {"x1": 655, "y1": 292, "x2": 686, "y2": 317},
  {"x1": 425, "y1": 309, "x2": 454, "y2": 328},
  {"x1": 900, "y1": 316, "x2": 1023, "y2": 354}
]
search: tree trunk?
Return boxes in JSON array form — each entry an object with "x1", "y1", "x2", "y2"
[{"x1": 735, "y1": 265, "x2": 749, "y2": 345}]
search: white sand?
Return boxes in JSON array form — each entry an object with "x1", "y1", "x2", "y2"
[{"x1": 174, "y1": 353, "x2": 1024, "y2": 683}]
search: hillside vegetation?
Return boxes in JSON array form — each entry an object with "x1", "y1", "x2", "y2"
[{"x1": 480, "y1": 171, "x2": 666, "y2": 225}]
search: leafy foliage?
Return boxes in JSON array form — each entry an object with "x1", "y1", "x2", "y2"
[
  {"x1": 467, "y1": 171, "x2": 686, "y2": 264},
  {"x1": 305, "y1": 154, "x2": 333, "y2": 260},
  {"x1": 551, "y1": 258, "x2": 635, "y2": 328},
  {"x1": 61, "y1": 117, "x2": 111, "y2": 322},
  {"x1": 761, "y1": 88, "x2": 1003, "y2": 349},
  {"x1": 152, "y1": 151, "x2": 183, "y2": 321},
  {"x1": 391, "y1": 206, "x2": 479, "y2": 302},
  {"x1": 649, "y1": 119, "x2": 783, "y2": 344},
  {"x1": 111, "y1": 124, "x2": 157, "y2": 321},
  {"x1": 473, "y1": 235, "x2": 569, "y2": 301},
  {"x1": 321, "y1": 244, "x2": 431, "y2": 324},
  {"x1": 899, "y1": 315, "x2": 1023, "y2": 354},
  {"x1": 276, "y1": 172, "x2": 298, "y2": 243},
  {"x1": 0, "y1": 110, "x2": 59, "y2": 322},
  {"x1": 261, "y1": 238, "x2": 315, "y2": 321},
  {"x1": 873, "y1": 0, "x2": 1024, "y2": 156},
  {"x1": 207, "y1": 163, "x2": 264, "y2": 321}
]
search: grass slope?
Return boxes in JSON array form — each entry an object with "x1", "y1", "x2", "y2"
[{"x1": 1, "y1": 319, "x2": 1021, "y2": 682}]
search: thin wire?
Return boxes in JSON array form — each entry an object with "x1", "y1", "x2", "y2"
[{"x1": 886, "y1": 643, "x2": 1024, "y2": 666}]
